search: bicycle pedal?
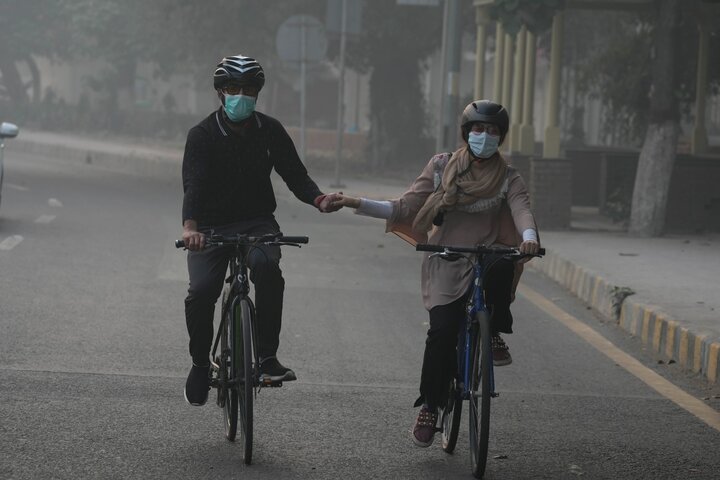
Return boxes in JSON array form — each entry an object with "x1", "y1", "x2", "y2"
[{"x1": 261, "y1": 378, "x2": 283, "y2": 387}]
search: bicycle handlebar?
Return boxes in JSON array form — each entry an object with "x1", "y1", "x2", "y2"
[
  {"x1": 416, "y1": 243, "x2": 545, "y2": 257},
  {"x1": 175, "y1": 233, "x2": 309, "y2": 249}
]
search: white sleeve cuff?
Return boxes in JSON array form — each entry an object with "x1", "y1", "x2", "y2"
[
  {"x1": 355, "y1": 198, "x2": 393, "y2": 219},
  {"x1": 522, "y1": 229, "x2": 538, "y2": 242}
]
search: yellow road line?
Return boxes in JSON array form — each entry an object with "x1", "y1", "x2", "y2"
[{"x1": 519, "y1": 285, "x2": 720, "y2": 433}]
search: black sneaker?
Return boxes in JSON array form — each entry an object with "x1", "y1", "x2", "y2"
[
  {"x1": 184, "y1": 364, "x2": 210, "y2": 406},
  {"x1": 259, "y1": 357, "x2": 297, "y2": 382}
]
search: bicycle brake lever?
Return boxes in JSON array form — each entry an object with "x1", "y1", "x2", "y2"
[
  {"x1": 268, "y1": 242, "x2": 302, "y2": 248},
  {"x1": 430, "y1": 251, "x2": 463, "y2": 262}
]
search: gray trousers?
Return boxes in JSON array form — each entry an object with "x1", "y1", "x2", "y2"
[{"x1": 184, "y1": 216, "x2": 284, "y2": 365}]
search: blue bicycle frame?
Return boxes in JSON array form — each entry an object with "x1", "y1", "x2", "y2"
[{"x1": 460, "y1": 260, "x2": 495, "y2": 400}]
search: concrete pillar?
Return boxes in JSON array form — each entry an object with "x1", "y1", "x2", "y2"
[
  {"x1": 501, "y1": 32, "x2": 514, "y2": 109},
  {"x1": 473, "y1": 2, "x2": 492, "y2": 100},
  {"x1": 510, "y1": 26, "x2": 527, "y2": 153},
  {"x1": 543, "y1": 12, "x2": 564, "y2": 158},
  {"x1": 520, "y1": 31, "x2": 537, "y2": 155},
  {"x1": 493, "y1": 22, "x2": 505, "y2": 102},
  {"x1": 691, "y1": 20, "x2": 709, "y2": 155}
]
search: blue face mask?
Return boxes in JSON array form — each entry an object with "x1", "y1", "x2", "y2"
[
  {"x1": 468, "y1": 132, "x2": 500, "y2": 159},
  {"x1": 224, "y1": 94, "x2": 256, "y2": 122}
]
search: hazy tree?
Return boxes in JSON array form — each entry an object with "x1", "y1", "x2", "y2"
[
  {"x1": 628, "y1": 0, "x2": 683, "y2": 236},
  {"x1": 583, "y1": 0, "x2": 720, "y2": 236},
  {"x1": 345, "y1": 2, "x2": 441, "y2": 170},
  {"x1": 575, "y1": 5, "x2": 719, "y2": 147},
  {"x1": 490, "y1": 0, "x2": 563, "y2": 35},
  {"x1": 0, "y1": 0, "x2": 74, "y2": 111}
]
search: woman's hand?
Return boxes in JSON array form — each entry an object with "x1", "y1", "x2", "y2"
[
  {"x1": 332, "y1": 193, "x2": 361, "y2": 209},
  {"x1": 518, "y1": 240, "x2": 539, "y2": 263},
  {"x1": 519, "y1": 240, "x2": 539, "y2": 255}
]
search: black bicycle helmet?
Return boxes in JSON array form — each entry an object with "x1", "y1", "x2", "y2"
[
  {"x1": 213, "y1": 55, "x2": 265, "y2": 91},
  {"x1": 460, "y1": 100, "x2": 509, "y2": 144}
]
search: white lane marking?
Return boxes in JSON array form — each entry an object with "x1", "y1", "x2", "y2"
[
  {"x1": 0, "y1": 235, "x2": 24, "y2": 251},
  {"x1": 34, "y1": 215, "x2": 56, "y2": 224},
  {"x1": 48, "y1": 198, "x2": 63, "y2": 207},
  {"x1": 6, "y1": 183, "x2": 28, "y2": 191},
  {"x1": 520, "y1": 284, "x2": 720, "y2": 433}
]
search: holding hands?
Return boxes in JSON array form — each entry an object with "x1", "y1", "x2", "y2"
[
  {"x1": 315, "y1": 192, "x2": 346, "y2": 213},
  {"x1": 330, "y1": 193, "x2": 360, "y2": 209},
  {"x1": 315, "y1": 192, "x2": 361, "y2": 212}
]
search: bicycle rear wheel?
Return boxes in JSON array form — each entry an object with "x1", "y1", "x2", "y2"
[
  {"x1": 237, "y1": 298, "x2": 256, "y2": 465},
  {"x1": 440, "y1": 378, "x2": 462, "y2": 453},
  {"x1": 468, "y1": 311, "x2": 493, "y2": 479},
  {"x1": 221, "y1": 296, "x2": 238, "y2": 441}
]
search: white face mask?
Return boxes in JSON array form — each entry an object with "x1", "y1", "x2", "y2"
[{"x1": 468, "y1": 132, "x2": 499, "y2": 158}]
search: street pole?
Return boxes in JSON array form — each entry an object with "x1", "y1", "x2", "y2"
[
  {"x1": 300, "y1": 18, "x2": 307, "y2": 161},
  {"x1": 435, "y1": 0, "x2": 450, "y2": 153},
  {"x1": 444, "y1": 0, "x2": 462, "y2": 151},
  {"x1": 332, "y1": 0, "x2": 348, "y2": 188}
]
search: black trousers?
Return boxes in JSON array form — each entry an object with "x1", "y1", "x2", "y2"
[
  {"x1": 415, "y1": 257, "x2": 515, "y2": 409},
  {"x1": 184, "y1": 217, "x2": 284, "y2": 365}
]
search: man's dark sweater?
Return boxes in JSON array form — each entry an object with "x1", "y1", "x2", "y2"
[{"x1": 182, "y1": 109, "x2": 323, "y2": 227}]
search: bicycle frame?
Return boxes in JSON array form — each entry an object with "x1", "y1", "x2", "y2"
[
  {"x1": 176, "y1": 232, "x2": 308, "y2": 390},
  {"x1": 460, "y1": 259, "x2": 495, "y2": 400},
  {"x1": 211, "y1": 248, "x2": 252, "y2": 380}
]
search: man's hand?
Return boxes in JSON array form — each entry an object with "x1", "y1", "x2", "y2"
[
  {"x1": 182, "y1": 220, "x2": 205, "y2": 251},
  {"x1": 315, "y1": 192, "x2": 345, "y2": 213}
]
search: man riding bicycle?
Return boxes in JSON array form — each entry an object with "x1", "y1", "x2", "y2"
[{"x1": 181, "y1": 54, "x2": 342, "y2": 406}]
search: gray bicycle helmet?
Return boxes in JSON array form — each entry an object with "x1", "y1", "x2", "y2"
[
  {"x1": 460, "y1": 100, "x2": 509, "y2": 144},
  {"x1": 213, "y1": 55, "x2": 265, "y2": 91}
]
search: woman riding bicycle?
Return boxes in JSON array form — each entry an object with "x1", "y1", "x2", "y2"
[{"x1": 332, "y1": 100, "x2": 540, "y2": 447}]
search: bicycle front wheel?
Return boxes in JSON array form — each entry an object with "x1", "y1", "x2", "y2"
[
  {"x1": 440, "y1": 378, "x2": 462, "y2": 453},
  {"x1": 468, "y1": 311, "x2": 493, "y2": 479},
  {"x1": 237, "y1": 298, "x2": 256, "y2": 465},
  {"x1": 221, "y1": 294, "x2": 238, "y2": 441}
]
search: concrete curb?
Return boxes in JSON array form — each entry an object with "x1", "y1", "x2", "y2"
[
  {"x1": 530, "y1": 248, "x2": 720, "y2": 384},
  {"x1": 7, "y1": 135, "x2": 181, "y2": 180}
]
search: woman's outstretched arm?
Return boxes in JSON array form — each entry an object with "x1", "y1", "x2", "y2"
[{"x1": 332, "y1": 194, "x2": 393, "y2": 220}]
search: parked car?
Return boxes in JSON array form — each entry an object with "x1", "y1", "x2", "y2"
[{"x1": 0, "y1": 122, "x2": 20, "y2": 210}]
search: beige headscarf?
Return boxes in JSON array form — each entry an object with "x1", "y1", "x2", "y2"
[{"x1": 413, "y1": 147, "x2": 508, "y2": 232}]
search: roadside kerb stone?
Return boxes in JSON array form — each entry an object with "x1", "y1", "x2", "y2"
[
  {"x1": 530, "y1": 248, "x2": 720, "y2": 384},
  {"x1": 6, "y1": 133, "x2": 181, "y2": 180}
]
